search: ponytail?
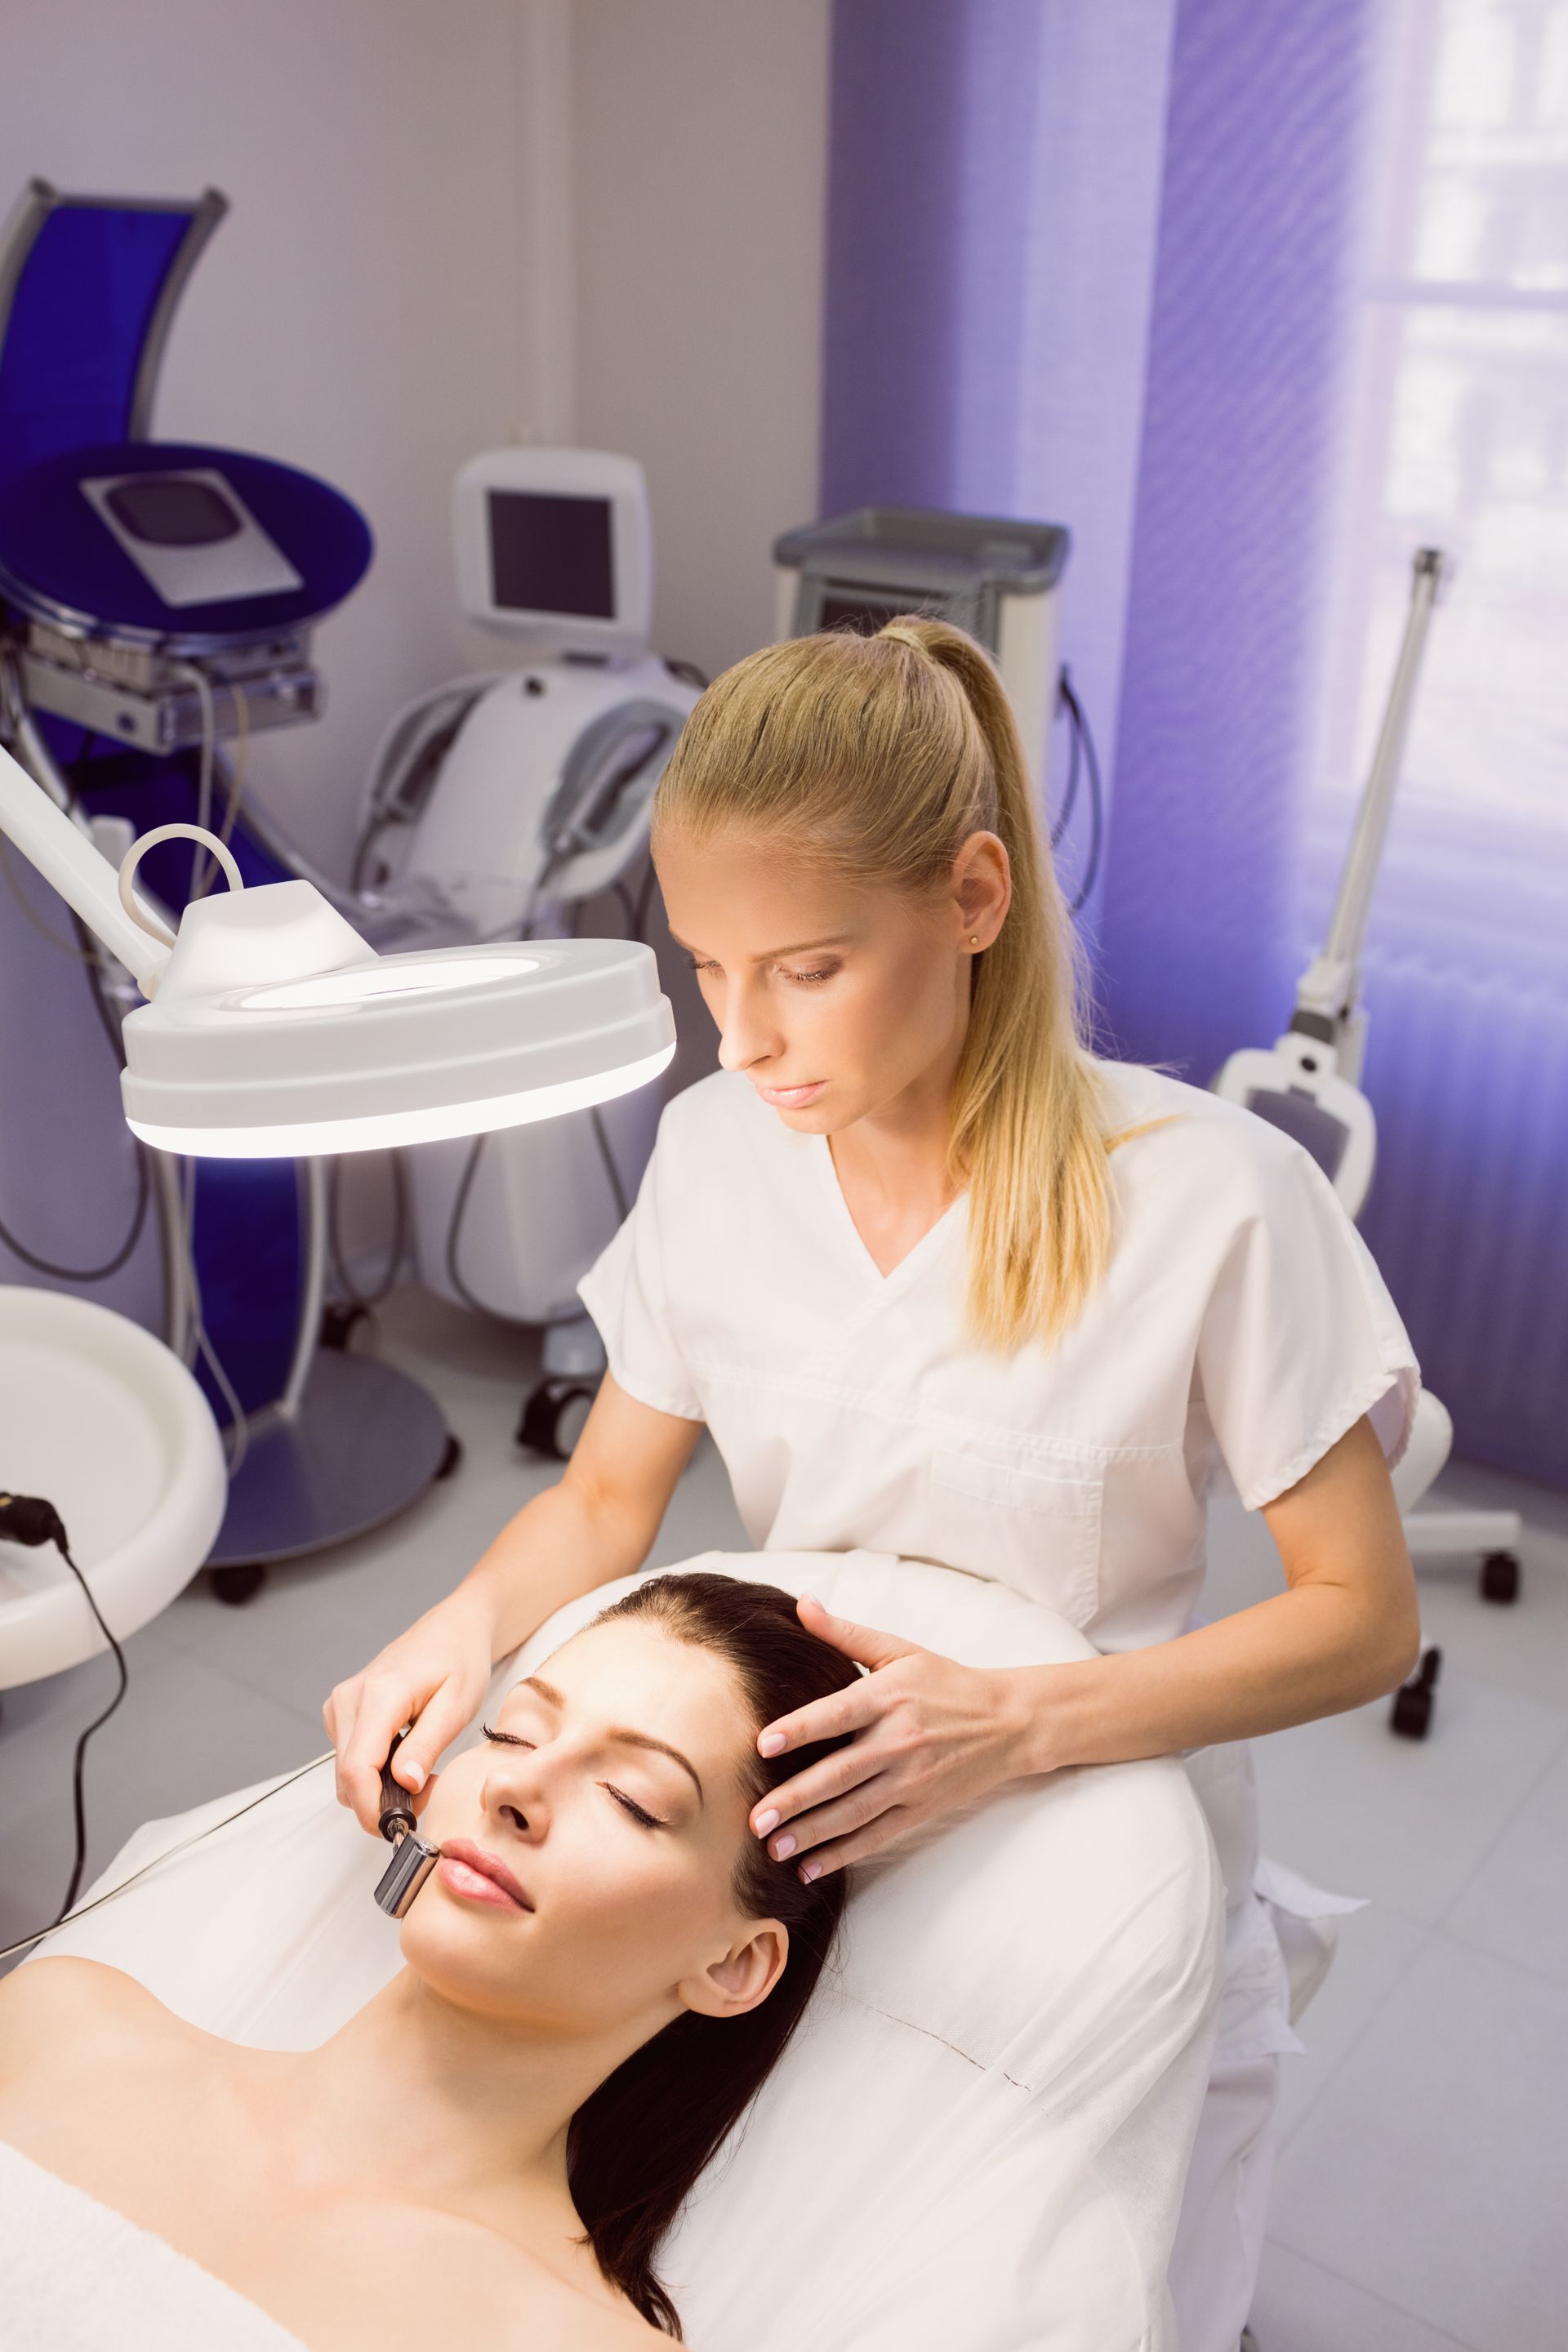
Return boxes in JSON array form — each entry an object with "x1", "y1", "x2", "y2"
[{"x1": 651, "y1": 618, "x2": 1116, "y2": 1349}]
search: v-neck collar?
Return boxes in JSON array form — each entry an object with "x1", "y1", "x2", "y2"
[{"x1": 808, "y1": 1130, "x2": 966, "y2": 1293}]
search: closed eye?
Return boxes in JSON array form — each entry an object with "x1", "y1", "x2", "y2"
[{"x1": 480, "y1": 1722, "x2": 668, "y2": 1829}]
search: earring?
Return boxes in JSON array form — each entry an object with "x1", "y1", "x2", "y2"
[{"x1": 969, "y1": 934, "x2": 980, "y2": 947}]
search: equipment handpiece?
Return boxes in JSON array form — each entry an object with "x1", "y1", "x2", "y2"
[{"x1": 372, "y1": 1728, "x2": 443, "y2": 1919}]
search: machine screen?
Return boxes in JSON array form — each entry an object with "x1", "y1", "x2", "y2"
[
  {"x1": 818, "y1": 586, "x2": 935, "y2": 635},
  {"x1": 488, "y1": 490, "x2": 615, "y2": 618},
  {"x1": 105, "y1": 475, "x2": 243, "y2": 546}
]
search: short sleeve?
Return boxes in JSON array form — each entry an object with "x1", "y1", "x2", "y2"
[
  {"x1": 1196, "y1": 1132, "x2": 1420, "y2": 1512},
  {"x1": 577, "y1": 1121, "x2": 704, "y2": 1422}
]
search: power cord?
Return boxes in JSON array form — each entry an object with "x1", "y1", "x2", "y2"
[
  {"x1": 0, "y1": 1493, "x2": 130, "y2": 1927},
  {"x1": 0, "y1": 1731, "x2": 334, "y2": 1965},
  {"x1": 1054, "y1": 666, "x2": 1104, "y2": 916},
  {"x1": 327, "y1": 1150, "x2": 410, "y2": 1314},
  {"x1": 0, "y1": 894, "x2": 153, "y2": 1285}
]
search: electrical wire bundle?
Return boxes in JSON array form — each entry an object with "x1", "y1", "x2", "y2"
[{"x1": 1052, "y1": 665, "x2": 1104, "y2": 917}]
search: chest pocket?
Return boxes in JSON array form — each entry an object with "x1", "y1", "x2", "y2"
[{"x1": 924, "y1": 1449, "x2": 1103, "y2": 1628}]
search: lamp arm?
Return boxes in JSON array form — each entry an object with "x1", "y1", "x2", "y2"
[
  {"x1": 0, "y1": 741, "x2": 172, "y2": 992},
  {"x1": 1298, "y1": 547, "x2": 1446, "y2": 1027}
]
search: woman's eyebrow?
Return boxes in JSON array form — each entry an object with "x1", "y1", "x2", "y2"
[
  {"x1": 516, "y1": 1674, "x2": 705, "y2": 1805},
  {"x1": 666, "y1": 930, "x2": 852, "y2": 964}
]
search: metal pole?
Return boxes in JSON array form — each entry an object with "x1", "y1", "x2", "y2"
[{"x1": 1321, "y1": 547, "x2": 1446, "y2": 978}]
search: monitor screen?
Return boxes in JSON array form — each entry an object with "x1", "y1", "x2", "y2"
[
  {"x1": 817, "y1": 586, "x2": 937, "y2": 635},
  {"x1": 488, "y1": 490, "x2": 615, "y2": 618}
]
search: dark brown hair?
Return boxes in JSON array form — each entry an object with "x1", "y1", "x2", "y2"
[{"x1": 563, "y1": 1572, "x2": 861, "y2": 2335}]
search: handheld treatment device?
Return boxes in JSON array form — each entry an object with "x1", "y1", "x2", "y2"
[{"x1": 372, "y1": 1727, "x2": 444, "y2": 1918}]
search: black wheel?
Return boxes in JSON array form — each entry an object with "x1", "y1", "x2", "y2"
[
  {"x1": 517, "y1": 1378, "x2": 599, "y2": 1461},
  {"x1": 1390, "y1": 1643, "x2": 1441, "y2": 1740},
  {"x1": 434, "y1": 1432, "x2": 463, "y2": 1481},
  {"x1": 1480, "y1": 1551, "x2": 1520, "y2": 1605},
  {"x1": 212, "y1": 1561, "x2": 267, "y2": 1606}
]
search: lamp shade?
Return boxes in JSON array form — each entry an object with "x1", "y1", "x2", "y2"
[
  {"x1": 0, "y1": 751, "x2": 675, "y2": 1157},
  {"x1": 118, "y1": 884, "x2": 675, "y2": 1156}
]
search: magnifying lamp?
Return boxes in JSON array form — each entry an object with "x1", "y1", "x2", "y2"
[{"x1": 0, "y1": 742, "x2": 675, "y2": 1155}]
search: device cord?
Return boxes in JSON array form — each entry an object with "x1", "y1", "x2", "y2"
[
  {"x1": 1056, "y1": 667, "x2": 1105, "y2": 916},
  {"x1": 0, "y1": 899, "x2": 153, "y2": 1285},
  {"x1": 0, "y1": 1498, "x2": 130, "y2": 1930},
  {"x1": 0, "y1": 1744, "x2": 335, "y2": 1967},
  {"x1": 327, "y1": 1149, "x2": 410, "y2": 1313}
]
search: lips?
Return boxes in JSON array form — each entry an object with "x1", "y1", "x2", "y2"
[
  {"x1": 756, "y1": 1080, "x2": 826, "y2": 1106},
  {"x1": 437, "y1": 1838, "x2": 533, "y2": 1912}
]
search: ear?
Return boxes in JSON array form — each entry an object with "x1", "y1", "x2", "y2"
[
  {"x1": 950, "y1": 830, "x2": 1011, "y2": 946},
  {"x1": 678, "y1": 1921, "x2": 789, "y2": 2020}
]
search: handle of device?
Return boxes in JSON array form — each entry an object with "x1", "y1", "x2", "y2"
[{"x1": 378, "y1": 1727, "x2": 420, "y2": 1844}]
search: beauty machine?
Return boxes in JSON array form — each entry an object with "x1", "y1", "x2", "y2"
[
  {"x1": 773, "y1": 506, "x2": 1105, "y2": 914},
  {"x1": 773, "y1": 506, "x2": 1068, "y2": 787},
  {"x1": 353, "y1": 446, "x2": 702, "y2": 1455}
]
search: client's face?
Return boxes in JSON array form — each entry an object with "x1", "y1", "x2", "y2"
[{"x1": 400, "y1": 1619, "x2": 787, "y2": 2038}]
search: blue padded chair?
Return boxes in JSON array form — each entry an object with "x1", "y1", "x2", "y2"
[{"x1": 0, "y1": 181, "x2": 451, "y2": 1594}]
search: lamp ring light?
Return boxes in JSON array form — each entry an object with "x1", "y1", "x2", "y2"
[{"x1": 116, "y1": 822, "x2": 243, "y2": 950}]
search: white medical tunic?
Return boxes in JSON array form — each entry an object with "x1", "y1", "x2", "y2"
[{"x1": 579, "y1": 1058, "x2": 1419, "y2": 1656}]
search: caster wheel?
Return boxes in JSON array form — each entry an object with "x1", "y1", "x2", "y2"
[
  {"x1": 212, "y1": 1561, "x2": 267, "y2": 1606},
  {"x1": 1480, "y1": 1551, "x2": 1520, "y2": 1605},
  {"x1": 517, "y1": 1378, "x2": 599, "y2": 1461},
  {"x1": 319, "y1": 1301, "x2": 370, "y2": 1352},
  {"x1": 1390, "y1": 1643, "x2": 1441, "y2": 1740},
  {"x1": 434, "y1": 1432, "x2": 463, "y2": 1482}
]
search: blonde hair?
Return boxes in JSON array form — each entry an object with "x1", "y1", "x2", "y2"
[{"x1": 651, "y1": 617, "x2": 1116, "y2": 1352}]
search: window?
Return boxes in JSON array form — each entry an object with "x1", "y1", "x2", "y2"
[{"x1": 1305, "y1": 0, "x2": 1568, "y2": 958}]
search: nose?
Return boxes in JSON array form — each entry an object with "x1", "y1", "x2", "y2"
[
  {"x1": 479, "y1": 1744, "x2": 550, "y2": 1840},
  {"x1": 714, "y1": 973, "x2": 778, "y2": 1074}
]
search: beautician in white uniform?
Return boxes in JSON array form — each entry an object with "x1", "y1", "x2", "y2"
[{"x1": 327, "y1": 618, "x2": 1422, "y2": 2351}]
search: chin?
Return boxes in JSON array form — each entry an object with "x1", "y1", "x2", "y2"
[{"x1": 400, "y1": 1885, "x2": 523, "y2": 1989}]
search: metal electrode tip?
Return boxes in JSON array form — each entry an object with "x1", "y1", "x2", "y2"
[
  {"x1": 372, "y1": 1726, "x2": 442, "y2": 1917},
  {"x1": 373, "y1": 1829, "x2": 442, "y2": 1919}
]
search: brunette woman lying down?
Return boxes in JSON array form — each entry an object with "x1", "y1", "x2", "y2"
[{"x1": 0, "y1": 1575, "x2": 860, "y2": 2350}]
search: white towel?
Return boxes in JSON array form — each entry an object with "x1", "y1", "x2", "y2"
[{"x1": 0, "y1": 2140, "x2": 310, "y2": 2351}]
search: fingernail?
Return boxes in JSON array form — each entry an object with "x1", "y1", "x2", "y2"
[
  {"x1": 800, "y1": 1859, "x2": 822, "y2": 1882},
  {"x1": 401, "y1": 1762, "x2": 425, "y2": 1791},
  {"x1": 773, "y1": 1833, "x2": 796, "y2": 1860},
  {"x1": 800, "y1": 1590, "x2": 822, "y2": 1607},
  {"x1": 754, "y1": 1807, "x2": 779, "y2": 1836},
  {"x1": 759, "y1": 1731, "x2": 786, "y2": 1757}
]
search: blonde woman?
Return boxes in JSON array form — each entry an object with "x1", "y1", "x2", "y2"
[{"x1": 327, "y1": 617, "x2": 1421, "y2": 2352}]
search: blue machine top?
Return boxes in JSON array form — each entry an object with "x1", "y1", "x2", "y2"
[{"x1": 0, "y1": 439, "x2": 374, "y2": 644}]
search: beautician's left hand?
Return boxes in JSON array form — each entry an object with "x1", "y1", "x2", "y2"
[{"x1": 750, "y1": 1592, "x2": 1035, "y2": 1882}]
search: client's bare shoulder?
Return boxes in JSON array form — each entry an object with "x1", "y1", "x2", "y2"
[{"x1": 0, "y1": 1954, "x2": 188, "y2": 2089}]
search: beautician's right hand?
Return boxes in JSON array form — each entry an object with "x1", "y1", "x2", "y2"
[{"x1": 324, "y1": 1591, "x2": 497, "y2": 1833}]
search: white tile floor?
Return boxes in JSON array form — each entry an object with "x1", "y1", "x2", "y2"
[{"x1": 3, "y1": 1285, "x2": 1566, "y2": 2350}]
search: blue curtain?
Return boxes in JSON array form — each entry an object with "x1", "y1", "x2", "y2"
[{"x1": 822, "y1": 0, "x2": 1567, "y2": 1486}]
